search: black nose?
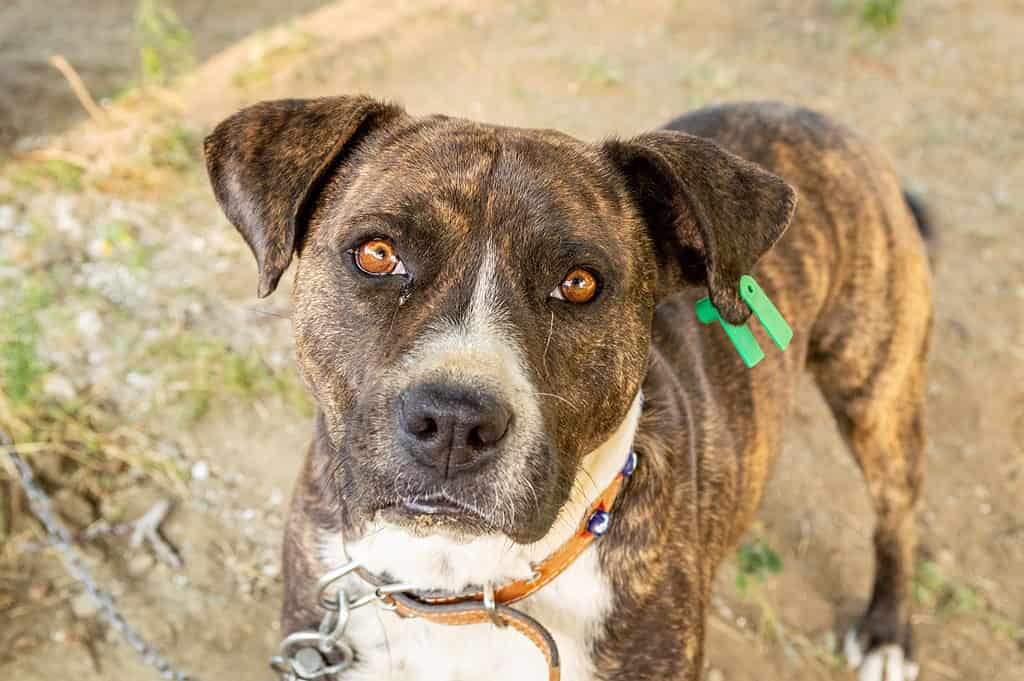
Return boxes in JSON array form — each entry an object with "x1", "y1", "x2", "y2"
[{"x1": 398, "y1": 383, "x2": 512, "y2": 478}]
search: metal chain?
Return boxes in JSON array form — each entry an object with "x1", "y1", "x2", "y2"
[
  {"x1": 269, "y1": 559, "x2": 412, "y2": 680},
  {"x1": 2, "y1": 428, "x2": 205, "y2": 681}
]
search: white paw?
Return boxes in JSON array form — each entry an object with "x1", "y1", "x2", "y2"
[{"x1": 844, "y1": 630, "x2": 919, "y2": 681}]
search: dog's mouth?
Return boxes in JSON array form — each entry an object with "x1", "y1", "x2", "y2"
[{"x1": 379, "y1": 493, "x2": 498, "y2": 536}]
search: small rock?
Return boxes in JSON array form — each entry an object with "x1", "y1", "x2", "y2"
[
  {"x1": 76, "y1": 309, "x2": 103, "y2": 339},
  {"x1": 53, "y1": 197, "x2": 82, "y2": 239},
  {"x1": 52, "y1": 630, "x2": 67, "y2": 643},
  {"x1": 70, "y1": 592, "x2": 100, "y2": 618},
  {"x1": 190, "y1": 461, "x2": 210, "y2": 481},
  {"x1": 13, "y1": 636, "x2": 41, "y2": 650},
  {"x1": 128, "y1": 553, "x2": 155, "y2": 576},
  {"x1": 126, "y1": 371, "x2": 154, "y2": 389},
  {"x1": 27, "y1": 582, "x2": 50, "y2": 601},
  {"x1": 0, "y1": 205, "x2": 16, "y2": 232},
  {"x1": 261, "y1": 563, "x2": 280, "y2": 578},
  {"x1": 993, "y1": 189, "x2": 1011, "y2": 210},
  {"x1": 42, "y1": 373, "x2": 76, "y2": 402},
  {"x1": 707, "y1": 669, "x2": 726, "y2": 681}
]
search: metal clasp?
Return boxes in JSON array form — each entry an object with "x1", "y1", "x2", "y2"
[
  {"x1": 315, "y1": 560, "x2": 363, "y2": 610},
  {"x1": 271, "y1": 630, "x2": 355, "y2": 680},
  {"x1": 483, "y1": 582, "x2": 505, "y2": 628}
]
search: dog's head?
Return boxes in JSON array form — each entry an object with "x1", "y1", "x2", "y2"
[{"x1": 205, "y1": 96, "x2": 794, "y2": 544}]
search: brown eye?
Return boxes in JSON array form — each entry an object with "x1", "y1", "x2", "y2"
[
  {"x1": 354, "y1": 238, "x2": 406, "y2": 276},
  {"x1": 554, "y1": 268, "x2": 599, "y2": 304}
]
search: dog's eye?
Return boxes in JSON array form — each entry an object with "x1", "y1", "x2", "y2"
[
  {"x1": 353, "y1": 238, "x2": 407, "y2": 276},
  {"x1": 550, "y1": 267, "x2": 599, "y2": 304}
]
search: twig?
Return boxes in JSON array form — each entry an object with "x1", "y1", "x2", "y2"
[
  {"x1": 49, "y1": 54, "x2": 108, "y2": 124},
  {"x1": 18, "y1": 501, "x2": 182, "y2": 569},
  {"x1": 129, "y1": 500, "x2": 182, "y2": 568}
]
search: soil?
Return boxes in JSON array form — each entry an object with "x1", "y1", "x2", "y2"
[{"x1": 1, "y1": 1, "x2": 1021, "y2": 680}]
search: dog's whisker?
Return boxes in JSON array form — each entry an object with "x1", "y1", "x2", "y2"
[
  {"x1": 534, "y1": 391, "x2": 580, "y2": 412},
  {"x1": 541, "y1": 310, "x2": 555, "y2": 377}
]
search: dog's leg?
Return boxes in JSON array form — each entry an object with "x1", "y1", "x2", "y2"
[{"x1": 811, "y1": 319, "x2": 930, "y2": 681}]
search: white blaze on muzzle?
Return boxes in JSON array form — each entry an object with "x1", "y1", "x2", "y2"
[{"x1": 394, "y1": 242, "x2": 545, "y2": 471}]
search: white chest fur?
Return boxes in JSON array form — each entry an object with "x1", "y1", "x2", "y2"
[{"x1": 316, "y1": 395, "x2": 642, "y2": 681}]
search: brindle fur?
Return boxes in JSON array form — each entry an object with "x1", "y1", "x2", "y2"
[{"x1": 205, "y1": 98, "x2": 932, "y2": 680}]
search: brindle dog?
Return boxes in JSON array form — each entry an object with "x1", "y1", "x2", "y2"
[{"x1": 204, "y1": 97, "x2": 932, "y2": 681}]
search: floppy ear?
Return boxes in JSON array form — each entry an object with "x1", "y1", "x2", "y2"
[
  {"x1": 204, "y1": 96, "x2": 404, "y2": 297},
  {"x1": 604, "y1": 131, "x2": 796, "y2": 325}
]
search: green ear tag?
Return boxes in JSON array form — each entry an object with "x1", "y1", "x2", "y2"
[
  {"x1": 738, "y1": 275, "x2": 792, "y2": 351},
  {"x1": 695, "y1": 275, "x2": 792, "y2": 369}
]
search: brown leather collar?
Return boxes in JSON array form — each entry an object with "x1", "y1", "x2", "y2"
[{"x1": 357, "y1": 447, "x2": 639, "y2": 681}]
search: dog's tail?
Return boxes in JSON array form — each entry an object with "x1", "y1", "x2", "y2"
[{"x1": 903, "y1": 188, "x2": 939, "y2": 264}]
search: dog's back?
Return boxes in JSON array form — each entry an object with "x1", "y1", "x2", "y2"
[{"x1": 655, "y1": 102, "x2": 932, "y2": 676}]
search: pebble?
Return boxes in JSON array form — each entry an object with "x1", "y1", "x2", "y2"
[
  {"x1": 707, "y1": 669, "x2": 725, "y2": 681},
  {"x1": 191, "y1": 461, "x2": 210, "y2": 481},
  {"x1": 53, "y1": 197, "x2": 82, "y2": 239},
  {"x1": 268, "y1": 488, "x2": 284, "y2": 507},
  {"x1": 126, "y1": 371, "x2": 155, "y2": 389},
  {"x1": 42, "y1": 373, "x2": 76, "y2": 402},
  {"x1": 71, "y1": 592, "x2": 100, "y2": 618},
  {"x1": 28, "y1": 582, "x2": 50, "y2": 601},
  {"x1": 76, "y1": 309, "x2": 103, "y2": 339},
  {"x1": 0, "y1": 204, "x2": 15, "y2": 232}
]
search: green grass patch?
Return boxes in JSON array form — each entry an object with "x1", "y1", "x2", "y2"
[
  {"x1": 914, "y1": 559, "x2": 1024, "y2": 639},
  {"x1": 135, "y1": 0, "x2": 194, "y2": 85},
  {"x1": 859, "y1": 0, "x2": 904, "y2": 31},
  {"x1": 148, "y1": 125, "x2": 200, "y2": 171},
  {"x1": 0, "y1": 280, "x2": 53, "y2": 408},
  {"x1": 7, "y1": 159, "x2": 85, "y2": 192},
  {"x1": 735, "y1": 538, "x2": 783, "y2": 594},
  {"x1": 231, "y1": 31, "x2": 314, "y2": 90},
  {"x1": 579, "y1": 56, "x2": 624, "y2": 87},
  {"x1": 150, "y1": 334, "x2": 311, "y2": 422},
  {"x1": 914, "y1": 559, "x2": 982, "y2": 615}
]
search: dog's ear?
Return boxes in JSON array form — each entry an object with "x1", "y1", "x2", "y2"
[
  {"x1": 204, "y1": 96, "x2": 404, "y2": 297},
  {"x1": 604, "y1": 131, "x2": 796, "y2": 324}
]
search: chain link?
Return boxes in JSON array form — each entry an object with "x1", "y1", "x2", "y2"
[{"x1": 269, "y1": 557, "x2": 413, "y2": 680}]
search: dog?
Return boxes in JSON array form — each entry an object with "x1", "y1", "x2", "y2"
[{"x1": 204, "y1": 97, "x2": 932, "y2": 681}]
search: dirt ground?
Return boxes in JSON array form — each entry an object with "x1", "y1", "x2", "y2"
[{"x1": 1, "y1": 1, "x2": 1021, "y2": 680}]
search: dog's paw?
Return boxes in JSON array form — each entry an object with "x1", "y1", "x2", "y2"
[{"x1": 844, "y1": 630, "x2": 919, "y2": 681}]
